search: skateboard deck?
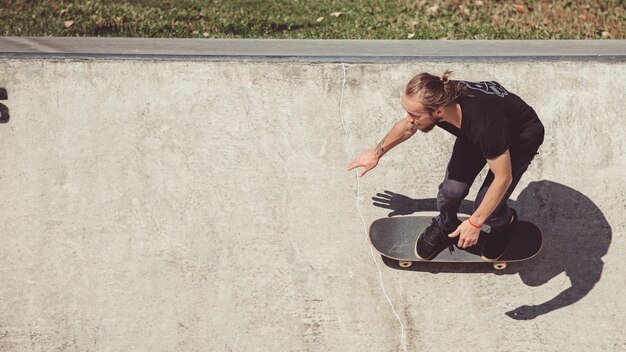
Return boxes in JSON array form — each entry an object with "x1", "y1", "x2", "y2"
[{"x1": 369, "y1": 215, "x2": 542, "y2": 270}]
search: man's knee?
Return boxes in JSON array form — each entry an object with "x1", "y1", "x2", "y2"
[{"x1": 438, "y1": 179, "x2": 470, "y2": 202}]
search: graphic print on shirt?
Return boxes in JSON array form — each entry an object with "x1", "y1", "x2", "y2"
[{"x1": 459, "y1": 81, "x2": 509, "y2": 98}]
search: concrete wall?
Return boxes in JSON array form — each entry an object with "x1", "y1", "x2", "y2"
[{"x1": 0, "y1": 40, "x2": 625, "y2": 351}]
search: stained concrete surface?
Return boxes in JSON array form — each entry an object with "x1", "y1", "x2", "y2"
[{"x1": 0, "y1": 40, "x2": 625, "y2": 351}]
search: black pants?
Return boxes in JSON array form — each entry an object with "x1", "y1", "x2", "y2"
[{"x1": 436, "y1": 138, "x2": 539, "y2": 232}]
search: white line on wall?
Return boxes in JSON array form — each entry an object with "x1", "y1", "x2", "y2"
[{"x1": 338, "y1": 63, "x2": 408, "y2": 352}]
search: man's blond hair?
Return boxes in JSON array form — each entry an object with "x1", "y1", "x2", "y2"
[{"x1": 404, "y1": 70, "x2": 466, "y2": 112}]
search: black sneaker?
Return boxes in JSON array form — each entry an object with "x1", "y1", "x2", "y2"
[
  {"x1": 481, "y1": 209, "x2": 518, "y2": 262},
  {"x1": 415, "y1": 218, "x2": 457, "y2": 260}
]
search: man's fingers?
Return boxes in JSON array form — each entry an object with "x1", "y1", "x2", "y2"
[
  {"x1": 347, "y1": 160, "x2": 362, "y2": 171},
  {"x1": 448, "y1": 229, "x2": 460, "y2": 238},
  {"x1": 459, "y1": 238, "x2": 468, "y2": 248},
  {"x1": 462, "y1": 240, "x2": 476, "y2": 248},
  {"x1": 458, "y1": 236, "x2": 477, "y2": 248}
]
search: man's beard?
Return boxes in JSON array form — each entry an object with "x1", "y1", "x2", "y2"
[
  {"x1": 417, "y1": 115, "x2": 439, "y2": 133},
  {"x1": 419, "y1": 122, "x2": 436, "y2": 133}
]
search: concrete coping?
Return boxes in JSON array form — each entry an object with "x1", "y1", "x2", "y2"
[{"x1": 0, "y1": 37, "x2": 625, "y2": 62}]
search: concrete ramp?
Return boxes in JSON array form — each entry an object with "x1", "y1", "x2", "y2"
[{"x1": 1, "y1": 38, "x2": 625, "y2": 351}]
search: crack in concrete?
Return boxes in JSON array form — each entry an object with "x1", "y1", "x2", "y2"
[{"x1": 338, "y1": 63, "x2": 408, "y2": 352}]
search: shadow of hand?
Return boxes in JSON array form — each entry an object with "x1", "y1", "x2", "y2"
[
  {"x1": 371, "y1": 190, "x2": 418, "y2": 217},
  {"x1": 371, "y1": 190, "x2": 467, "y2": 217}
]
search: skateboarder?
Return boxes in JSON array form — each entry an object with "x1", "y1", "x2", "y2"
[{"x1": 348, "y1": 71, "x2": 544, "y2": 262}]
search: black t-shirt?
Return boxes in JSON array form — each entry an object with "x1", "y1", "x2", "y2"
[{"x1": 436, "y1": 80, "x2": 545, "y2": 159}]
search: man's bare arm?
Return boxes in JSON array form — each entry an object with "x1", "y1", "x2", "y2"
[
  {"x1": 374, "y1": 118, "x2": 418, "y2": 158},
  {"x1": 348, "y1": 117, "x2": 417, "y2": 177},
  {"x1": 470, "y1": 150, "x2": 513, "y2": 226}
]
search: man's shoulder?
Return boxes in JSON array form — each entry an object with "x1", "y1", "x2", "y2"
[
  {"x1": 460, "y1": 97, "x2": 509, "y2": 139},
  {"x1": 457, "y1": 80, "x2": 510, "y2": 98},
  {"x1": 459, "y1": 94, "x2": 504, "y2": 121}
]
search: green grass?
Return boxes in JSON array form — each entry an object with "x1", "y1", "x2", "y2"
[{"x1": 1, "y1": 0, "x2": 624, "y2": 39}]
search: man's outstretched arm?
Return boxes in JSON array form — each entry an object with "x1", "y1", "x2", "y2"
[
  {"x1": 348, "y1": 118, "x2": 417, "y2": 177},
  {"x1": 373, "y1": 118, "x2": 418, "y2": 158}
]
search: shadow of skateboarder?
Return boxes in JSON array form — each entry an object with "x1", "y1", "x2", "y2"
[{"x1": 372, "y1": 180, "x2": 612, "y2": 320}]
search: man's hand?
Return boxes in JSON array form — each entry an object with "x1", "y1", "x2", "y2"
[
  {"x1": 347, "y1": 149, "x2": 380, "y2": 177},
  {"x1": 448, "y1": 220, "x2": 481, "y2": 248}
]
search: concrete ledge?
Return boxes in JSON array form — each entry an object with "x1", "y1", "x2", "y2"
[{"x1": 1, "y1": 37, "x2": 625, "y2": 62}]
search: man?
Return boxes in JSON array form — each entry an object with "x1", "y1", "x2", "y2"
[{"x1": 348, "y1": 71, "x2": 544, "y2": 261}]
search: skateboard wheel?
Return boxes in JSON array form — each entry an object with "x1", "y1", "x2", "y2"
[
  {"x1": 399, "y1": 261, "x2": 413, "y2": 268},
  {"x1": 493, "y1": 262, "x2": 507, "y2": 270}
]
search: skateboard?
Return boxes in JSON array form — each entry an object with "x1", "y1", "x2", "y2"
[{"x1": 369, "y1": 215, "x2": 542, "y2": 270}]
